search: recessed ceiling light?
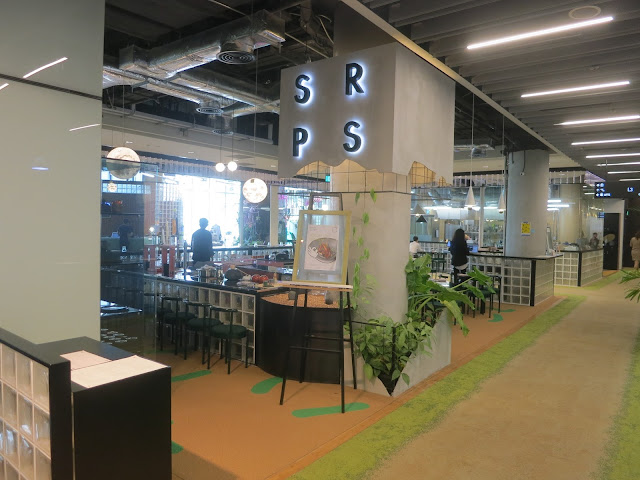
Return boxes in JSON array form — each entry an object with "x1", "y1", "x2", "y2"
[
  {"x1": 548, "y1": 199, "x2": 563, "y2": 203},
  {"x1": 31, "y1": 167, "x2": 49, "y2": 171},
  {"x1": 467, "y1": 16, "x2": 613, "y2": 50},
  {"x1": 572, "y1": 137, "x2": 640, "y2": 145},
  {"x1": 23, "y1": 57, "x2": 68, "y2": 78},
  {"x1": 187, "y1": 151, "x2": 195, "y2": 154},
  {"x1": 608, "y1": 171, "x2": 640, "y2": 174},
  {"x1": 596, "y1": 162, "x2": 640, "y2": 166},
  {"x1": 556, "y1": 115, "x2": 640, "y2": 126},
  {"x1": 521, "y1": 80, "x2": 629, "y2": 98},
  {"x1": 270, "y1": 164, "x2": 276, "y2": 168},
  {"x1": 0, "y1": 83, "x2": 8, "y2": 91},
  {"x1": 587, "y1": 152, "x2": 640, "y2": 158},
  {"x1": 619, "y1": 178, "x2": 640, "y2": 182}
]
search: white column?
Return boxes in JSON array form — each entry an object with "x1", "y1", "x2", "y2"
[
  {"x1": 505, "y1": 150, "x2": 550, "y2": 257},
  {"x1": 269, "y1": 184, "x2": 280, "y2": 246},
  {"x1": 0, "y1": 0, "x2": 105, "y2": 342}
]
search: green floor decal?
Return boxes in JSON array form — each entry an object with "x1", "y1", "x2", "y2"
[
  {"x1": 596, "y1": 328, "x2": 640, "y2": 480},
  {"x1": 501, "y1": 309, "x2": 516, "y2": 313},
  {"x1": 171, "y1": 370, "x2": 212, "y2": 383},
  {"x1": 292, "y1": 296, "x2": 584, "y2": 480},
  {"x1": 488, "y1": 314, "x2": 504, "y2": 322},
  {"x1": 251, "y1": 377, "x2": 283, "y2": 394},
  {"x1": 171, "y1": 441, "x2": 184, "y2": 454},
  {"x1": 292, "y1": 402, "x2": 370, "y2": 418}
]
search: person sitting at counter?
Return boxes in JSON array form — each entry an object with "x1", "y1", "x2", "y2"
[
  {"x1": 409, "y1": 236, "x2": 422, "y2": 256},
  {"x1": 191, "y1": 218, "x2": 213, "y2": 268},
  {"x1": 449, "y1": 228, "x2": 470, "y2": 277},
  {"x1": 589, "y1": 232, "x2": 600, "y2": 249}
]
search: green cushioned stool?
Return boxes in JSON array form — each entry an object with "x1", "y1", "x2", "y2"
[
  {"x1": 207, "y1": 307, "x2": 246, "y2": 374},
  {"x1": 184, "y1": 302, "x2": 221, "y2": 363}
]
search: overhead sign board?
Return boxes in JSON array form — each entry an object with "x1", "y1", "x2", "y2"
[{"x1": 278, "y1": 43, "x2": 455, "y2": 180}]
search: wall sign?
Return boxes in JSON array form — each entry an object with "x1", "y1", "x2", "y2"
[
  {"x1": 521, "y1": 222, "x2": 531, "y2": 236},
  {"x1": 278, "y1": 43, "x2": 455, "y2": 180}
]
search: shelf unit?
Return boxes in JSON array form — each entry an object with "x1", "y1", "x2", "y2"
[{"x1": 151, "y1": 278, "x2": 258, "y2": 364}]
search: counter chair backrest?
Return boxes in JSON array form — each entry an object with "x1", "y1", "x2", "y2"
[{"x1": 207, "y1": 307, "x2": 246, "y2": 374}]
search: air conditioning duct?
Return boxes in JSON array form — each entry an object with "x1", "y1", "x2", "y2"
[{"x1": 119, "y1": 10, "x2": 285, "y2": 78}]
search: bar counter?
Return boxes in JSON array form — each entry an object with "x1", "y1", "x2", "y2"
[
  {"x1": 468, "y1": 252, "x2": 561, "y2": 306},
  {"x1": 101, "y1": 268, "x2": 288, "y2": 364},
  {"x1": 554, "y1": 248, "x2": 603, "y2": 287}
]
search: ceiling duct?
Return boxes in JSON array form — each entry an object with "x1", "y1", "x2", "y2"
[
  {"x1": 102, "y1": 66, "x2": 145, "y2": 89},
  {"x1": 196, "y1": 101, "x2": 223, "y2": 115},
  {"x1": 212, "y1": 116, "x2": 234, "y2": 135},
  {"x1": 119, "y1": 10, "x2": 285, "y2": 78}
]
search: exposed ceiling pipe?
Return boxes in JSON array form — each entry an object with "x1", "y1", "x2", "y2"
[{"x1": 119, "y1": 10, "x2": 285, "y2": 78}]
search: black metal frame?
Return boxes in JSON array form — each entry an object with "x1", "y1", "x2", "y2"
[{"x1": 279, "y1": 288, "x2": 356, "y2": 413}]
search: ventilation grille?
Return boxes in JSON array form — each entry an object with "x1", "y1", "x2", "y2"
[
  {"x1": 196, "y1": 105, "x2": 223, "y2": 115},
  {"x1": 217, "y1": 50, "x2": 256, "y2": 64}
]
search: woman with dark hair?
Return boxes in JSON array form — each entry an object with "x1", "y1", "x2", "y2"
[
  {"x1": 631, "y1": 231, "x2": 640, "y2": 270},
  {"x1": 450, "y1": 228, "x2": 470, "y2": 274}
]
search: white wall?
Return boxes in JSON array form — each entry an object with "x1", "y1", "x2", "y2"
[
  {"x1": 0, "y1": 0, "x2": 105, "y2": 342},
  {"x1": 604, "y1": 199, "x2": 625, "y2": 270}
]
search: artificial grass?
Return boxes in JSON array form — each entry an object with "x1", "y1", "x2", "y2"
[
  {"x1": 583, "y1": 271, "x2": 625, "y2": 290},
  {"x1": 171, "y1": 370, "x2": 212, "y2": 383},
  {"x1": 292, "y1": 295, "x2": 585, "y2": 480},
  {"x1": 596, "y1": 328, "x2": 640, "y2": 480},
  {"x1": 251, "y1": 376, "x2": 282, "y2": 394}
]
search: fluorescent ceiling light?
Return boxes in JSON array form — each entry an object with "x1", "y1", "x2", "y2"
[
  {"x1": 69, "y1": 123, "x2": 100, "y2": 132},
  {"x1": 572, "y1": 137, "x2": 640, "y2": 146},
  {"x1": 31, "y1": 167, "x2": 49, "y2": 171},
  {"x1": 467, "y1": 16, "x2": 613, "y2": 50},
  {"x1": 556, "y1": 115, "x2": 640, "y2": 126},
  {"x1": 0, "y1": 83, "x2": 8, "y2": 91},
  {"x1": 619, "y1": 178, "x2": 640, "y2": 182},
  {"x1": 587, "y1": 152, "x2": 640, "y2": 158},
  {"x1": 522, "y1": 80, "x2": 629, "y2": 98},
  {"x1": 584, "y1": 192, "x2": 595, "y2": 195},
  {"x1": 553, "y1": 204, "x2": 570, "y2": 208},
  {"x1": 596, "y1": 162, "x2": 640, "y2": 166},
  {"x1": 23, "y1": 57, "x2": 68, "y2": 78},
  {"x1": 607, "y1": 171, "x2": 640, "y2": 174},
  {"x1": 547, "y1": 207, "x2": 559, "y2": 211},
  {"x1": 547, "y1": 199, "x2": 563, "y2": 203},
  {"x1": 141, "y1": 172, "x2": 155, "y2": 178}
]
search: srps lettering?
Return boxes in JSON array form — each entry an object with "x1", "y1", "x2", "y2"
[
  {"x1": 292, "y1": 128, "x2": 309, "y2": 157},
  {"x1": 343, "y1": 121, "x2": 362, "y2": 153},
  {"x1": 345, "y1": 63, "x2": 364, "y2": 96},
  {"x1": 294, "y1": 74, "x2": 311, "y2": 104}
]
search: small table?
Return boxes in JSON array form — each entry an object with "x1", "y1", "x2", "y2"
[{"x1": 275, "y1": 281, "x2": 356, "y2": 413}]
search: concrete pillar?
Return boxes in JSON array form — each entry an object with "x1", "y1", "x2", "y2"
[
  {"x1": 331, "y1": 161, "x2": 410, "y2": 323},
  {"x1": 0, "y1": 0, "x2": 104, "y2": 342},
  {"x1": 269, "y1": 184, "x2": 280, "y2": 246},
  {"x1": 505, "y1": 150, "x2": 549, "y2": 257},
  {"x1": 556, "y1": 184, "x2": 582, "y2": 244}
]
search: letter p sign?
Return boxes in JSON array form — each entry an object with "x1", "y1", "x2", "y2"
[{"x1": 292, "y1": 128, "x2": 309, "y2": 157}]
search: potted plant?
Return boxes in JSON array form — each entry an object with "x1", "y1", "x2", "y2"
[{"x1": 351, "y1": 254, "x2": 493, "y2": 394}]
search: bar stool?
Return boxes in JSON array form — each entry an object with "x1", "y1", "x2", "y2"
[
  {"x1": 158, "y1": 295, "x2": 181, "y2": 352},
  {"x1": 183, "y1": 302, "x2": 221, "y2": 363},
  {"x1": 207, "y1": 307, "x2": 246, "y2": 374}
]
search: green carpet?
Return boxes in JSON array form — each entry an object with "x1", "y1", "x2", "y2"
[
  {"x1": 292, "y1": 402, "x2": 370, "y2": 418},
  {"x1": 596, "y1": 328, "x2": 640, "y2": 480},
  {"x1": 583, "y1": 271, "x2": 624, "y2": 290},
  {"x1": 292, "y1": 296, "x2": 585, "y2": 480},
  {"x1": 488, "y1": 313, "x2": 504, "y2": 322},
  {"x1": 171, "y1": 370, "x2": 212, "y2": 383},
  {"x1": 251, "y1": 377, "x2": 283, "y2": 394}
]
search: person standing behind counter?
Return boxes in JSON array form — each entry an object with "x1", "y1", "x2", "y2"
[
  {"x1": 191, "y1": 218, "x2": 213, "y2": 268},
  {"x1": 449, "y1": 228, "x2": 470, "y2": 279},
  {"x1": 631, "y1": 231, "x2": 640, "y2": 270},
  {"x1": 117, "y1": 218, "x2": 133, "y2": 252}
]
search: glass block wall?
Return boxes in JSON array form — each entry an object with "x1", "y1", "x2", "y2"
[
  {"x1": 1, "y1": 345, "x2": 52, "y2": 480},
  {"x1": 555, "y1": 252, "x2": 579, "y2": 287},
  {"x1": 534, "y1": 258, "x2": 555, "y2": 305},
  {"x1": 580, "y1": 250, "x2": 603, "y2": 286}
]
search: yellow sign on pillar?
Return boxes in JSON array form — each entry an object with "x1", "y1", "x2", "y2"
[{"x1": 521, "y1": 222, "x2": 531, "y2": 236}]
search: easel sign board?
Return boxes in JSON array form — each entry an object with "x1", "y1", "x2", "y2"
[{"x1": 292, "y1": 210, "x2": 351, "y2": 285}]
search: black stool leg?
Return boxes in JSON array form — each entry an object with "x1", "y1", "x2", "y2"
[
  {"x1": 346, "y1": 292, "x2": 357, "y2": 390},
  {"x1": 299, "y1": 291, "x2": 309, "y2": 383},
  {"x1": 280, "y1": 290, "x2": 299, "y2": 406},
  {"x1": 339, "y1": 291, "x2": 346, "y2": 413}
]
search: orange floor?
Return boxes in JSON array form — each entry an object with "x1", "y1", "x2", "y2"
[{"x1": 136, "y1": 298, "x2": 560, "y2": 480}]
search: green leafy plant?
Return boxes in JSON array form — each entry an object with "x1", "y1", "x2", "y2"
[
  {"x1": 621, "y1": 269, "x2": 640, "y2": 302},
  {"x1": 351, "y1": 254, "x2": 494, "y2": 394},
  {"x1": 350, "y1": 189, "x2": 377, "y2": 311}
]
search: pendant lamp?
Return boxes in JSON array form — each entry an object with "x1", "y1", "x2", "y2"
[
  {"x1": 464, "y1": 186, "x2": 476, "y2": 208},
  {"x1": 466, "y1": 95, "x2": 477, "y2": 209},
  {"x1": 497, "y1": 189, "x2": 506, "y2": 213},
  {"x1": 243, "y1": 178, "x2": 268, "y2": 203}
]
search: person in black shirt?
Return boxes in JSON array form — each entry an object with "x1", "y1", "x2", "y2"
[
  {"x1": 449, "y1": 228, "x2": 470, "y2": 275},
  {"x1": 117, "y1": 219, "x2": 133, "y2": 252},
  {"x1": 191, "y1": 218, "x2": 213, "y2": 266}
]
